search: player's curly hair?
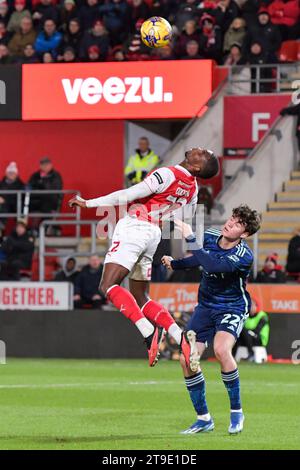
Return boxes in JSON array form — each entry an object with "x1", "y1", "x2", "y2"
[{"x1": 232, "y1": 204, "x2": 261, "y2": 235}]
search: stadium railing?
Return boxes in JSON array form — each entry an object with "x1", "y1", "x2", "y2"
[
  {"x1": 38, "y1": 219, "x2": 109, "y2": 281},
  {"x1": 39, "y1": 218, "x2": 259, "y2": 281},
  {"x1": 0, "y1": 189, "x2": 81, "y2": 231},
  {"x1": 227, "y1": 63, "x2": 300, "y2": 94}
]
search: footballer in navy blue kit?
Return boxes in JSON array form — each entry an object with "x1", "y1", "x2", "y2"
[{"x1": 162, "y1": 205, "x2": 261, "y2": 436}]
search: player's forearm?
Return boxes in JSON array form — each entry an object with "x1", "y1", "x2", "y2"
[
  {"x1": 85, "y1": 181, "x2": 153, "y2": 208},
  {"x1": 185, "y1": 235, "x2": 234, "y2": 273},
  {"x1": 170, "y1": 255, "x2": 201, "y2": 270}
]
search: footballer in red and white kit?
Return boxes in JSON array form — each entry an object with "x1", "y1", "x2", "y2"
[
  {"x1": 69, "y1": 148, "x2": 219, "y2": 369},
  {"x1": 103, "y1": 165, "x2": 198, "y2": 281}
]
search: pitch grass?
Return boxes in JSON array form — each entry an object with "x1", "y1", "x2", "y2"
[{"x1": 0, "y1": 359, "x2": 299, "y2": 450}]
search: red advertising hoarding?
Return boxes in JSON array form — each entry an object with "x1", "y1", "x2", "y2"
[
  {"x1": 22, "y1": 61, "x2": 213, "y2": 121},
  {"x1": 223, "y1": 94, "x2": 291, "y2": 156},
  {"x1": 149, "y1": 283, "x2": 300, "y2": 314}
]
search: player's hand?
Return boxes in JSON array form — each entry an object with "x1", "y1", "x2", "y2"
[
  {"x1": 68, "y1": 195, "x2": 87, "y2": 209},
  {"x1": 174, "y1": 219, "x2": 194, "y2": 238},
  {"x1": 161, "y1": 255, "x2": 174, "y2": 270}
]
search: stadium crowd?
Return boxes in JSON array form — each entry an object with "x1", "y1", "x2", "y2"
[{"x1": 0, "y1": 0, "x2": 299, "y2": 65}]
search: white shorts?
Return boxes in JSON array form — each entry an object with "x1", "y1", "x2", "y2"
[{"x1": 104, "y1": 215, "x2": 161, "y2": 281}]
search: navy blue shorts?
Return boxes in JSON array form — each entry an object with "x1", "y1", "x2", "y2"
[{"x1": 186, "y1": 305, "x2": 248, "y2": 345}]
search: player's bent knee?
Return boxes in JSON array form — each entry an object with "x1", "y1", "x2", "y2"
[{"x1": 214, "y1": 344, "x2": 231, "y2": 361}]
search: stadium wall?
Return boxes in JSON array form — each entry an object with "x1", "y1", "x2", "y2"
[
  {"x1": 0, "y1": 120, "x2": 124, "y2": 203},
  {"x1": 0, "y1": 310, "x2": 298, "y2": 360}
]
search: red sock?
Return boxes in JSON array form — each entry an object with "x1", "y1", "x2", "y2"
[
  {"x1": 141, "y1": 299, "x2": 175, "y2": 330},
  {"x1": 107, "y1": 285, "x2": 145, "y2": 324}
]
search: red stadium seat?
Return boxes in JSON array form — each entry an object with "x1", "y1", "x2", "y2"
[{"x1": 278, "y1": 40, "x2": 299, "y2": 62}]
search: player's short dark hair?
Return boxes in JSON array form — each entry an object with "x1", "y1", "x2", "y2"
[
  {"x1": 200, "y1": 151, "x2": 219, "y2": 179},
  {"x1": 232, "y1": 204, "x2": 261, "y2": 235}
]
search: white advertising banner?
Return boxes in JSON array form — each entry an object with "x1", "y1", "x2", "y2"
[{"x1": 0, "y1": 282, "x2": 73, "y2": 310}]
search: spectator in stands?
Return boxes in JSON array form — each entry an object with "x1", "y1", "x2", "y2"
[
  {"x1": 0, "y1": 162, "x2": 25, "y2": 230},
  {"x1": 198, "y1": 13, "x2": 222, "y2": 63},
  {"x1": 233, "y1": 296, "x2": 270, "y2": 362},
  {"x1": 55, "y1": 256, "x2": 79, "y2": 284},
  {"x1": 214, "y1": 0, "x2": 240, "y2": 33},
  {"x1": 243, "y1": 40, "x2": 275, "y2": 93},
  {"x1": 59, "y1": 0, "x2": 78, "y2": 32},
  {"x1": 125, "y1": 137, "x2": 160, "y2": 185},
  {"x1": 32, "y1": 0, "x2": 60, "y2": 30},
  {"x1": 150, "y1": 0, "x2": 178, "y2": 21},
  {"x1": 286, "y1": 227, "x2": 300, "y2": 275},
  {"x1": 175, "y1": 19, "x2": 201, "y2": 58},
  {"x1": 223, "y1": 17, "x2": 246, "y2": 55},
  {"x1": 60, "y1": 45, "x2": 76, "y2": 62},
  {"x1": 59, "y1": 18, "x2": 82, "y2": 57},
  {"x1": 1, "y1": 219, "x2": 34, "y2": 280},
  {"x1": 267, "y1": 0, "x2": 300, "y2": 40},
  {"x1": 79, "y1": 19, "x2": 109, "y2": 61},
  {"x1": 74, "y1": 255, "x2": 105, "y2": 308},
  {"x1": 130, "y1": 0, "x2": 151, "y2": 32},
  {"x1": 42, "y1": 50, "x2": 54, "y2": 62},
  {"x1": 224, "y1": 42, "x2": 243, "y2": 65},
  {"x1": 98, "y1": 0, "x2": 131, "y2": 45},
  {"x1": 84, "y1": 43, "x2": 100, "y2": 61},
  {"x1": 256, "y1": 252, "x2": 286, "y2": 283},
  {"x1": 0, "y1": 20, "x2": 12, "y2": 45},
  {"x1": 175, "y1": 0, "x2": 200, "y2": 32},
  {"x1": 109, "y1": 44, "x2": 127, "y2": 61},
  {"x1": 156, "y1": 43, "x2": 176, "y2": 60},
  {"x1": 8, "y1": 16, "x2": 37, "y2": 57},
  {"x1": 16, "y1": 43, "x2": 40, "y2": 63},
  {"x1": 79, "y1": 0, "x2": 101, "y2": 31},
  {"x1": 7, "y1": 0, "x2": 31, "y2": 34},
  {"x1": 0, "y1": 2, "x2": 10, "y2": 26},
  {"x1": 125, "y1": 18, "x2": 150, "y2": 61},
  {"x1": 34, "y1": 19, "x2": 62, "y2": 58},
  {"x1": 181, "y1": 39, "x2": 203, "y2": 59},
  {"x1": 0, "y1": 42, "x2": 13, "y2": 62},
  {"x1": 243, "y1": 9, "x2": 282, "y2": 63},
  {"x1": 280, "y1": 102, "x2": 300, "y2": 152},
  {"x1": 28, "y1": 157, "x2": 63, "y2": 227}
]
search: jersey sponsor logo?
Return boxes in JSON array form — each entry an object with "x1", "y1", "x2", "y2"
[
  {"x1": 175, "y1": 187, "x2": 190, "y2": 197},
  {"x1": 153, "y1": 171, "x2": 163, "y2": 185},
  {"x1": 62, "y1": 76, "x2": 173, "y2": 105}
]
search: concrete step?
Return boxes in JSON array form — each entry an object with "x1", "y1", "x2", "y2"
[
  {"x1": 291, "y1": 171, "x2": 300, "y2": 180},
  {"x1": 268, "y1": 201, "x2": 300, "y2": 210},
  {"x1": 284, "y1": 180, "x2": 300, "y2": 191},
  {"x1": 260, "y1": 221, "x2": 300, "y2": 233},
  {"x1": 262, "y1": 210, "x2": 300, "y2": 221},
  {"x1": 258, "y1": 233, "x2": 293, "y2": 242},
  {"x1": 276, "y1": 191, "x2": 300, "y2": 202}
]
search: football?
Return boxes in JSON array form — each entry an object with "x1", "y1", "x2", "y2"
[{"x1": 140, "y1": 16, "x2": 172, "y2": 48}]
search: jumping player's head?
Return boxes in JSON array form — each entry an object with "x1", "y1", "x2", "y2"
[
  {"x1": 183, "y1": 147, "x2": 219, "y2": 178},
  {"x1": 222, "y1": 204, "x2": 261, "y2": 241}
]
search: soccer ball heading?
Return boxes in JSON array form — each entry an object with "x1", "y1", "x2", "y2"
[{"x1": 141, "y1": 17, "x2": 172, "y2": 49}]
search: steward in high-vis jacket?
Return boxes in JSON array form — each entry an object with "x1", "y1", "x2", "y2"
[{"x1": 125, "y1": 137, "x2": 160, "y2": 185}]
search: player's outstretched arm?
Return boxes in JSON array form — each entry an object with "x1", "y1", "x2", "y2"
[{"x1": 69, "y1": 181, "x2": 154, "y2": 209}]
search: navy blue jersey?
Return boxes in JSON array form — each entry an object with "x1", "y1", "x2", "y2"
[{"x1": 171, "y1": 227, "x2": 254, "y2": 314}]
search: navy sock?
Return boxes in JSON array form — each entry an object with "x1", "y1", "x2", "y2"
[
  {"x1": 221, "y1": 369, "x2": 242, "y2": 410},
  {"x1": 185, "y1": 372, "x2": 208, "y2": 416}
]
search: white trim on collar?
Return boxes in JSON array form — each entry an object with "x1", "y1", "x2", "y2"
[{"x1": 175, "y1": 164, "x2": 192, "y2": 177}]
